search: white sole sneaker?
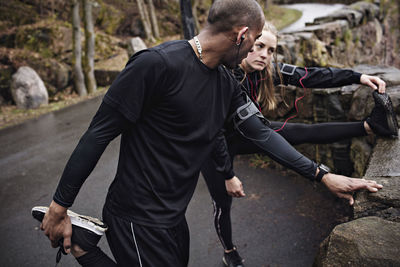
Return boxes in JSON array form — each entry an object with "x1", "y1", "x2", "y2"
[{"x1": 32, "y1": 206, "x2": 107, "y2": 236}]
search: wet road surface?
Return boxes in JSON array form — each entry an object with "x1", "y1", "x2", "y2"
[
  {"x1": 0, "y1": 95, "x2": 351, "y2": 266},
  {"x1": 280, "y1": 3, "x2": 344, "y2": 33}
]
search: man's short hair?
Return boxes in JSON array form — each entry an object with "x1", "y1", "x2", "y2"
[{"x1": 207, "y1": 0, "x2": 264, "y2": 33}]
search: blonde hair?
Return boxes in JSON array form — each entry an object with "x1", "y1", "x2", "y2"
[{"x1": 241, "y1": 21, "x2": 284, "y2": 114}]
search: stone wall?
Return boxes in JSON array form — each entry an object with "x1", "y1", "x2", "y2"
[
  {"x1": 276, "y1": 0, "x2": 359, "y2": 4},
  {"x1": 269, "y1": 65, "x2": 400, "y2": 177},
  {"x1": 271, "y1": 1, "x2": 400, "y2": 177},
  {"x1": 276, "y1": 2, "x2": 400, "y2": 265},
  {"x1": 313, "y1": 129, "x2": 400, "y2": 266},
  {"x1": 277, "y1": 1, "x2": 400, "y2": 68}
]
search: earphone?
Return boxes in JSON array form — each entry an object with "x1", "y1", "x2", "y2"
[{"x1": 237, "y1": 34, "x2": 245, "y2": 46}]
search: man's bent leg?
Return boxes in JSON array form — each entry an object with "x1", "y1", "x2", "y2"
[
  {"x1": 32, "y1": 206, "x2": 113, "y2": 266},
  {"x1": 75, "y1": 246, "x2": 116, "y2": 267}
]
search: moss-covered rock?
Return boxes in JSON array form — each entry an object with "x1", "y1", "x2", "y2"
[
  {"x1": 95, "y1": 0, "x2": 125, "y2": 35},
  {"x1": 0, "y1": 19, "x2": 72, "y2": 61},
  {"x1": 0, "y1": 0, "x2": 39, "y2": 28},
  {"x1": 350, "y1": 138, "x2": 372, "y2": 177},
  {"x1": 0, "y1": 65, "x2": 14, "y2": 104},
  {"x1": 0, "y1": 47, "x2": 70, "y2": 98},
  {"x1": 301, "y1": 38, "x2": 329, "y2": 66}
]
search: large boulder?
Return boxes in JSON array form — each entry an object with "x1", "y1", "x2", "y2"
[
  {"x1": 314, "y1": 216, "x2": 400, "y2": 267},
  {"x1": 127, "y1": 37, "x2": 147, "y2": 57},
  {"x1": 10, "y1": 66, "x2": 48, "y2": 109},
  {"x1": 94, "y1": 52, "x2": 128, "y2": 86}
]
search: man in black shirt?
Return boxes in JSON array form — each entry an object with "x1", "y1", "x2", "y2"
[{"x1": 39, "y1": 0, "x2": 382, "y2": 266}]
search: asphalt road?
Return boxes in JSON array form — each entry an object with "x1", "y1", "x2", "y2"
[
  {"x1": 280, "y1": 3, "x2": 344, "y2": 33},
  {"x1": 0, "y1": 95, "x2": 351, "y2": 266}
]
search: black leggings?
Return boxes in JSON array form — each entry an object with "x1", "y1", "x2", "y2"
[{"x1": 201, "y1": 121, "x2": 366, "y2": 250}]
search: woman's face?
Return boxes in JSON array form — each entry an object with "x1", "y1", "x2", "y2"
[{"x1": 242, "y1": 30, "x2": 277, "y2": 72}]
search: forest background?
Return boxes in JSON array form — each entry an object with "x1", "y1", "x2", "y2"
[{"x1": 0, "y1": 0, "x2": 302, "y2": 129}]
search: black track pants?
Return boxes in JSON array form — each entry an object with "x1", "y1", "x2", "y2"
[{"x1": 76, "y1": 206, "x2": 190, "y2": 267}]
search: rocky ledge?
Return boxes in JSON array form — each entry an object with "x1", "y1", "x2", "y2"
[{"x1": 314, "y1": 126, "x2": 400, "y2": 266}]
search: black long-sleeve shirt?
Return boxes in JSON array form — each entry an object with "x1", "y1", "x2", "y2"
[{"x1": 53, "y1": 42, "x2": 322, "y2": 227}]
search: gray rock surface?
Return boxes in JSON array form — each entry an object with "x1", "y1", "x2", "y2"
[
  {"x1": 315, "y1": 84, "x2": 400, "y2": 265},
  {"x1": 348, "y1": 85, "x2": 374, "y2": 121},
  {"x1": 354, "y1": 176, "x2": 400, "y2": 219},
  {"x1": 312, "y1": 8, "x2": 363, "y2": 27},
  {"x1": 314, "y1": 216, "x2": 400, "y2": 267},
  {"x1": 388, "y1": 85, "x2": 400, "y2": 115},
  {"x1": 277, "y1": 1, "x2": 398, "y2": 67},
  {"x1": 94, "y1": 69, "x2": 120, "y2": 87},
  {"x1": 374, "y1": 207, "x2": 400, "y2": 222},
  {"x1": 127, "y1": 37, "x2": 147, "y2": 57},
  {"x1": 10, "y1": 66, "x2": 48, "y2": 109},
  {"x1": 365, "y1": 137, "x2": 400, "y2": 177},
  {"x1": 353, "y1": 65, "x2": 400, "y2": 86},
  {"x1": 350, "y1": 138, "x2": 372, "y2": 177}
]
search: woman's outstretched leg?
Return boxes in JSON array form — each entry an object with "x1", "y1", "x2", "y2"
[{"x1": 270, "y1": 121, "x2": 367, "y2": 145}]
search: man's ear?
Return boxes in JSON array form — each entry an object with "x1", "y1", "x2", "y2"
[{"x1": 236, "y1": 27, "x2": 249, "y2": 45}]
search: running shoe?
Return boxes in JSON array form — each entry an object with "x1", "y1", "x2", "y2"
[
  {"x1": 366, "y1": 91, "x2": 399, "y2": 138},
  {"x1": 223, "y1": 246, "x2": 244, "y2": 267},
  {"x1": 32, "y1": 206, "x2": 107, "y2": 265}
]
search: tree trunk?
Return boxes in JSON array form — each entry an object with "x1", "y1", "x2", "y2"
[
  {"x1": 192, "y1": 0, "x2": 200, "y2": 35},
  {"x1": 147, "y1": 0, "x2": 160, "y2": 39},
  {"x1": 82, "y1": 0, "x2": 96, "y2": 93},
  {"x1": 50, "y1": 0, "x2": 55, "y2": 15},
  {"x1": 179, "y1": 0, "x2": 195, "y2": 39},
  {"x1": 136, "y1": 0, "x2": 155, "y2": 42},
  {"x1": 265, "y1": 0, "x2": 273, "y2": 10},
  {"x1": 71, "y1": 0, "x2": 87, "y2": 96}
]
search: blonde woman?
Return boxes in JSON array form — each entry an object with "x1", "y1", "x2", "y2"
[{"x1": 202, "y1": 22, "x2": 396, "y2": 267}]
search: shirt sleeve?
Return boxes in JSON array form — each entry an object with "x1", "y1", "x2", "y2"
[
  {"x1": 234, "y1": 113, "x2": 318, "y2": 180},
  {"x1": 53, "y1": 101, "x2": 130, "y2": 207},
  {"x1": 103, "y1": 49, "x2": 168, "y2": 123},
  {"x1": 229, "y1": 83, "x2": 318, "y2": 180},
  {"x1": 276, "y1": 63, "x2": 362, "y2": 88}
]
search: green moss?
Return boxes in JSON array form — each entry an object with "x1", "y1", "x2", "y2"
[
  {"x1": 95, "y1": 33, "x2": 115, "y2": 59},
  {"x1": 343, "y1": 29, "x2": 353, "y2": 47},
  {"x1": 0, "y1": 67, "x2": 13, "y2": 100},
  {"x1": 354, "y1": 33, "x2": 360, "y2": 44},
  {"x1": 0, "y1": 0, "x2": 39, "y2": 26},
  {"x1": 166, "y1": 1, "x2": 181, "y2": 21},
  {"x1": 265, "y1": 5, "x2": 302, "y2": 30},
  {"x1": 95, "y1": 0, "x2": 125, "y2": 35},
  {"x1": 14, "y1": 27, "x2": 55, "y2": 58},
  {"x1": 334, "y1": 36, "x2": 341, "y2": 47}
]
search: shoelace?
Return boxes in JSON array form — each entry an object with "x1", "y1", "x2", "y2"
[{"x1": 54, "y1": 240, "x2": 67, "y2": 267}]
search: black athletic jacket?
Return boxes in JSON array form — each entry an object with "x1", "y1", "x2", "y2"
[{"x1": 214, "y1": 64, "x2": 362, "y2": 179}]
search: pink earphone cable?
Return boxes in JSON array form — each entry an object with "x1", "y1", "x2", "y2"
[{"x1": 274, "y1": 67, "x2": 308, "y2": 132}]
